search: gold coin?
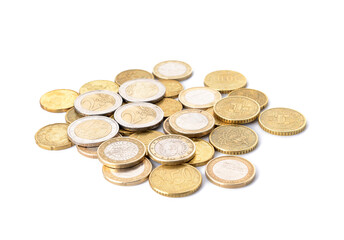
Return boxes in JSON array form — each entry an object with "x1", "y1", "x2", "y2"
[
  {"x1": 158, "y1": 79, "x2": 184, "y2": 98},
  {"x1": 65, "y1": 107, "x2": 83, "y2": 124},
  {"x1": 205, "y1": 156, "x2": 255, "y2": 188},
  {"x1": 103, "y1": 158, "x2": 152, "y2": 186},
  {"x1": 153, "y1": 60, "x2": 192, "y2": 80},
  {"x1": 205, "y1": 108, "x2": 229, "y2": 126},
  {"x1": 258, "y1": 108, "x2": 306, "y2": 136},
  {"x1": 228, "y1": 88, "x2": 268, "y2": 109},
  {"x1": 163, "y1": 117, "x2": 174, "y2": 134},
  {"x1": 35, "y1": 123, "x2": 73, "y2": 150},
  {"x1": 188, "y1": 139, "x2": 215, "y2": 167},
  {"x1": 178, "y1": 87, "x2": 222, "y2": 109},
  {"x1": 209, "y1": 125, "x2": 258, "y2": 154},
  {"x1": 119, "y1": 128, "x2": 135, "y2": 136},
  {"x1": 130, "y1": 130, "x2": 164, "y2": 154},
  {"x1": 204, "y1": 70, "x2": 246, "y2": 93},
  {"x1": 155, "y1": 98, "x2": 183, "y2": 117},
  {"x1": 76, "y1": 146, "x2": 98, "y2": 159},
  {"x1": 40, "y1": 89, "x2": 79, "y2": 113},
  {"x1": 115, "y1": 69, "x2": 154, "y2": 85},
  {"x1": 214, "y1": 96, "x2": 260, "y2": 124},
  {"x1": 149, "y1": 164, "x2": 202, "y2": 197},
  {"x1": 79, "y1": 80, "x2": 119, "y2": 94}
]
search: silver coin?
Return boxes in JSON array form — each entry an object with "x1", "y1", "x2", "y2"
[
  {"x1": 74, "y1": 90, "x2": 122, "y2": 116},
  {"x1": 118, "y1": 79, "x2": 166, "y2": 103}
]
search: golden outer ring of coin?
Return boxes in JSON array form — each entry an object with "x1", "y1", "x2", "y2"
[
  {"x1": 102, "y1": 158, "x2": 152, "y2": 186},
  {"x1": 188, "y1": 138, "x2": 215, "y2": 167},
  {"x1": 205, "y1": 156, "x2": 255, "y2": 188},
  {"x1": 40, "y1": 89, "x2": 79, "y2": 113},
  {"x1": 214, "y1": 96, "x2": 260, "y2": 124},
  {"x1": 129, "y1": 130, "x2": 165, "y2": 154},
  {"x1": 65, "y1": 107, "x2": 83, "y2": 124},
  {"x1": 155, "y1": 98, "x2": 183, "y2": 117},
  {"x1": 76, "y1": 146, "x2": 98, "y2": 159},
  {"x1": 158, "y1": 79, "x2": 184, "y2": 98},
  {"x1": 119, "y1": 128, "x2": 135, "y2": 136},
  {"x1": 163, "y1": 117, "x2": 173, "y2": 134},
  {"x1": 204, "y1": 70, "x2": 247, "y2": 93},
  {"x1": 35, "y1": 123, "x2": 73, "y2": 150},
  {"x1": 149, "y1": 164, "x2": 202, "y2": 197},
  {"x1": 258, "y1": 108, "x2": 306, "y2": 136},
  {"x1": 205, "y1": 108, "x2": 229, "y2": 126},
  {"x1": 153, "y1": 60, "x2": 192, "y2": 80},
  {"x1": 178, "y1": 87, "x2": 222, "y2": 109},
  {"x1": 115, "y1": 69, "x2": 154, "y2": 86},
  {"x1": 228, "y1": 88, "x2": 268, "y2": 110},
  {"x1": 79, "y1": 80, "x2": 119, "y2": 94}
]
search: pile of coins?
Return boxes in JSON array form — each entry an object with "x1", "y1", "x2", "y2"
[{"x1": 35, "y1": 60, "x2": 307, "y2": 197}]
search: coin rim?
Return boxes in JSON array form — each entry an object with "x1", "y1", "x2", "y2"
[
  {"x1": 76, "y1": 145, "x2": 98, "y2": 159},
  {"x1": 65, "y1": 107, "x2": 83, "y2": 124},
  {"x1": 163, "y1": 117, "x2": 173, "y2": 134},
  {"x1": 153, "y1": 60, "x2": 192, "y2": 80},
  {"x1": 35, "y1": 123, "x2": 74, "y2": 150},
  {"x1": 228, "y1": 88, "x2": 268, "y2": 110},
  {"x1": 204, "y1": 70, "x2": 247, "y2": 93},
  {"x1": 188, "y1": 138, "x2": 215, "y2": 167},
  {"x1": 40, "y1": 89, "x2": 79, "y2": 113},
  {"x1": 178, "y1": 87, "x2": 222, "y2": 109}
]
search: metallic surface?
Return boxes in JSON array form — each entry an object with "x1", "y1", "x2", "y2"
[
  {"x1": 77, "y1": 146, "x2": 98, "y2": 159},
  {"x1": 178, "y1": 87, "x2": 221, "y2": 109},
  {"x1": 204, "y1": 70, "x2": 247, "y2": 93},
  {"x1": 205, "y1": 108, "x2": 229, "y2": 126},
  {"x1": 115, "y1": 69, "x2": 154, "y2": 86},
  {"x1": 188, "y1": 138, "x2": 215, "y2": 167},
  {"x1": 65, "y1": 107, "x2": 83, "y2": 124},
  {"x1": 129, "y1": 130, "x2": 164, "y2": 154},
  {"x1": 79, "y1": 80, "x2": 119, "y2": 94},
  {"x1": 40, "y1": 89, "x2": 79, "y2": 113},
  {"x1": 158, "y1": 79, "x2": 184, "y2": 98},
  {"x1": 153, "y1": 60, "x2": 192, "y2": 80},
  {"x1": 163, "y1": 117, "x2": 173, "y2": 134},
  {"x1": 35, "y1": 123, "x2": 73, "y2": 150},
  {"x1": 228, "y1": 88, "x2": 268, "y2": 109},
  {"x1": 155, "y1": 98, "x2": 183, "y2": 117}
]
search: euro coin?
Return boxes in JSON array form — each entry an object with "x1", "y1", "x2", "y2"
[
  {"x1": 228, "y1": 88, "x2": 268, "y2": 109},
  {"x1": 35, "y1": 123, "x2": 73, "y2": 150},
  {"x1": 130, "y1": 130, "x2": 164, "y2": 154},
  {"x1": 204, "y1": 70, "x2": 246, "y2": 93},
  {"x1": 163, "y1": 117, "x2": 173, "y2": 134},
  {"x1": 79, "y1": 80, "x2": 119, "y2": 94},
  {"x1": 155, "y1": 98, "x2": 183, "y2": 117},
  {"x1": 40, "y1": 89, "x2": 78, "y2": 113},
  {"x1": 65, "y1": 107, "x2": 83, "y2": 124},
  {"x1": 115, "y1": 69, "x2": 154, "y2": 86},
  {"x1": 153, "y1": 60, "x2": 192, "y2": 80},
  {"x1": 205, "y1": 108, "x2": 229, "y2": 126},
  {"x1": 188, "y1": 139, "x2": 215, "y2": 167},
  {"x1": 158, "y1": 79, "x2": 184, "y2": 98},
  {"x1": 178, "y1": 87, "x2": 221, "y2": 109},
  {"x1": 77, "y1": 146, "x2": 98, "y2": 159}
]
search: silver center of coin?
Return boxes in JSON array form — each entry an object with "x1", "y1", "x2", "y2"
[
  {"x1": 158, "y1": 62, "x2": 187, "y2": 77},
  {"x1": 104, "y1": 141, "x2": 139, "y2": 161},
  {"x1": 184, "y1": 89, "x2": 215, "y2": 105},
  {"x1": 175, "y1": 113, "x2": 208, "y2": 130},
  {"x1": 154, "y1": 139, "x2": 189, "y2": 157},
  {"x1": 111, "y1": 162, "x2": 145, "y2": 178},
  {"x1": 213, "y1": 160, "x2": 248, "y2": 180}
]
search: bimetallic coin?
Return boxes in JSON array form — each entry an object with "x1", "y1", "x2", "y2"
[
  {"x1": 206, "y1": 156, "x2": 255, "y2": 188},
  {"x1": 153, "y1": 60, "x2": 192, "y2": 80},
  {"x1": 130, "y1": 130, "x2": 164, "y2": 154},
  {"x1": 155, "y1": 98, "x2": 183, "y2": 117},
  {"x1": 77, "y1": 146, "x2": 98, "y2": 159},
  {"x1": 158, "y1": 79, "x2": 184, "y2": 98},
  {"x1": 40, "y1": 89, "x2": 78, "y2": 113},
  {"x1": 258, "y1": 108, "x2": 306, "y2": 136},
  {"x1": 79, "y1": 80, "x2": 119, "y2": 94},
  {"x1": 115, "y1": 69, "x2": 154, "y2": 86},
  {"x1": 35, "y1": 123, "x2": 73, "y2": 150},
  {"x1": 209, "y1": 125, "x2": 258, "y2": 154},
  {"x1": 228, "y1": 88, "x2": 268, "y2": 109},
  {"x1": 149, "y1": 164, "x2": 202, "y2": 197},
  {"x1": 163, "y1": 117, "x2": 173, "y2": 134},
  {"x1": 188, "y1": 139, "x2": 215, "y2": 167},
  {"x1": 65, "y1": 107, "x2": 83, "y2": 124},
  {"x1": 119, "y1": 79, "x2": 165, "y2": 103},
  {"x1": 205, "y1": 108, "x2": 229, "y2": 126},
  {"x1": 97, "y1": 137, "x2": 146, "y2": 169},
  {"x1": 204, "y1": 70, "x2": 247, "y2": 93},
  {"x1": 103, "y1": 158, "x2": 152, "y2": 186},
  {"x1": 178, "y1": 87, "x2": 222, "y2": 109}
]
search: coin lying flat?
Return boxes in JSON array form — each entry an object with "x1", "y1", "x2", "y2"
[
  {"x1": 97, "y1": 137, "x2": 146, "y2": 169},
  {"x1": 115, "y1": 69, "x2": 154, "y2": 86},
  {"x1": 188, "y1": 139, "x2": 215, "y2": 167},
  {"x1": 158, "y1": 79, "x2": 184, "y2": 98},
  {"x1": 65, "y1": 107, "x2": 83, "y2": 124},
  {"x1": 258, "y1": 108, "x2": 306, "y2": 136},
  {"x1": 79, "y1": 80, "x2": 119, "y2": 94},
  {"x1": 130, "y1": 130, "x2": 164, "y2": 154},
  {"x1": 149, "y1": 164, "x2": 202, "y2": 197},
  {"x1": 155, "y1": 98, "x2": 183, "y2": 117},
  {"x1": 228, "y1": 88, "x2": 268, "y2": 109},
  {"x1": 77, "y1": 146, "x2": 98, "y2": 159},
  {"x1": 163, "y1": 117, "x2": 173, "y2": 134},
  {"x1": 209, "y1": 125, "x2": 258, "y2": 154},
  {"x1": 67, "y1": 116, "x2": 119, "y2": 147},
  {"x1": 178, "y1": 87, "x2": 222, "y2": 109},
  {"x1": 204, "y1": 70, "x2": 247, "y2": 93},
  {"x1": 205, "y1": 108, "x2": 229, "y2": 126},
  {"x1": 148, "y1": 135, "x2": 196, "y2": 165},
  {"x1": 35, "y1": 123, "x2": 73, "y2": 150},
  {"x1": 40, "y1": 89, "x2": 79, "y2": 113},
  {"x1": 206, "y1": 156, "x2": 255, "y2": 188},
  {"x1": 119, "y1": 79, "x2": 166, "y2": 103},
  {"x1": 153, "y1": 60, "x2": 192, "y2": 80},
  {"x1": 103, "y1": 158, "x2": 152, "y2": 186},
  {"x1": 214, "y1": 96, "x2": 260, "y2": 124}
]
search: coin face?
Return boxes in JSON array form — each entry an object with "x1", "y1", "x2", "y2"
[
  {"x1": 115, "y1": 69, "x2": 154, "y2": 86},
  {"x1": 130, "y1": 130, "x2": 164, "y2": 154},
  {"x1": 153, "y1": 60, "x2": 192, "y2": 80},
  {"x1": 163, "y1": 117, "x2": 173, "y2": 134},
  {"x1": 158, "y1": 79, "x2": 184, "y2": 98},
  {"x1": 35, "y1": 123, "x2": 73, "y2": 150},
  {"x1": 79, "y1": 80, "x2": 119, "y2": 94},
  {"x1": 214, "y1": 96, "x2": 260, "y2": 124},
  {"x1": 228, "y1": 88, "x2": 268, "y2": 109},
  {"x1": 77, "y1": 146, "x2": 98, "y2": 159},
  {"x1": 204, "y1": 70, "x2": 247, "y2": 93},
  {"x1": 149, "y1": 164, "x2": 202, "y2": 197},
  {"x1": 65, "y1": 107, "x2": 83, "y2": 124},
  {"x1": 103, "y1": 158, "x2": 152, "y2": 186},
  {"x1": 209, "y1": 125, "x2": 258, "y2": 154},
  {"x1": 205, "y1": 108, "x2": 229, "y2": 126},
  {"x1": 178, "y1": 87, "x2": 222, "y2": 109},
  {"x1": 40, "y1": 89, "x2": 79, "y2": 113},
  {"x1": 188, "y1": 139, "x2": 215, "y2": 167},
  {"x1": 67, "y1": 116, "x2": 119, "y2": 147},
  {"x1": 206, "y1": 156, "x2": 255, "y2": 188},
  {"x1": 155, "y1": 98, "x2": 183, "y2": 117},
  {"x1": 258, "y1": 108, "x2": 306, "y2": 136},
  {"x1": 97, "y1": 137, "x2": 146, "y2": 169},
  {"x1": 148, "y1": 135, "x2": 196, "y2": 165}
]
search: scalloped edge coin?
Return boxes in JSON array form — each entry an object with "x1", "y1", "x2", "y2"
[
  {"x1": 204, "y1": 70, "x2": 247, "y2": 93},
  {"x1": 40, "y1": 89, "x2": 79, "y2": 113},
  {"x1": 35, "y1": 123, "x2": 73, "y2": 150}
]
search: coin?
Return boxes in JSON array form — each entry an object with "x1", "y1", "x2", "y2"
[
  {"x1": 115, "y1": 69, "x2": 154, "y2": 86},
  {"x1": 178, "y1": 87, "x2": 222, "y2": 109},
  {"x1": 103, "y1": 158, "x2": 152, "y2": 186},
  {"x1": 35, "y1": 123, "x2": 73, "y2": 150},
  {"x1": 153, "y1": 60, "x2": 192, "y2": 80},
  {"x1": 67, "y1": 116, "x2": 119, "y2": 147},
  {"x1": 40, "y1": 89, "x2": 79, "y2": 113},
  {"x1": 97, "y1": 137, "x2": 146, "y2": 169},
  {"x1": 163, "y1": 117, "x2": 173, "y2": 134},
  {"x1": 155, "y1": 98, "x2": 183, "y2": 117},
  {"x1": 130, "y1": 130, "x2": 164, "y2": 154},
  {"x1": 76, "y1": 146, "x2": 98, "y2": 159},
  {"x1": 228, "y1": 88, "x2": 268, "y2": 109},
  {"x1": 149, "y1": 164, "x2": 202, "y2": 197},
  {"x1": 65, "y1": 107, "x2": 83, "y2": 124},
  {"x1": 209, "y1": 125, "x2": 258, "y2": 154},
  {"x1": 258, "y1": 108, "x2": 306, "y2": 136},
  {"x1": 79, "y1": 80, "x2": 119, "y2": 94},
  {"x1": 188, "y1": 139, "x2": 215, "y2": 167},
  {"x1": 148, "y1": 134, "x2": 195, "y2": 165},
  {"x1": 204, "y1": 70, "x2": 247, "y2": 93},
  {"x1": 205, "y1": 156, "x2": 255, "y2": 188},
  {"x1": 158, "y1": 79, "x2": 184, "y2": 98},
  {"x1": 214, "y1": 96, "x2": 260, "y2": 124},
  {"x1": 205, "y1": 108, "x2": 229, "y2": 126},
  {"x1": 119, "y1": 128, "x2": 135, "y2": 136},
  {"x1": 114, "y1": 102, "x2": 164, "y2": 131},
  {"x1": 169, "y1": 109, "x2": 215, "y2": 137}
]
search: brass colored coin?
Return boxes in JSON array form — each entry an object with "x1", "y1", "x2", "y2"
[
  {"x1": 35, "y1": 123, "x2": 73, "y2": 150},
  {"x1": 188, "y1": 139, "x2": 215, "y2": 167},
  {"x1": 158, "y1": 79, "x2": 184, "y2": 98},
  {"x1": 115, "y1": 69, "x2": 154, "y2": 86},
  {"x1": 130, "y1": 130, "x2": 164, "y2": 154},
  {"x1": 258, "y1": 108, "x2": 306, "y2": 136},
  {"x1": 205, "y1": 108, "x2": 229, "y2": 126},
  {"x1": 65, "y1": 107, "x2": 83, "y2": 124},
  {"x1": 77, "y1": 146, "x2": 98, "y2": 159},
  {"x1": 214, "y1": 96, "x2": 260, "y2": 124},
  {"x1": 178, "y1": 87, "x2": 222, "y2": 109},
  {"x1": 204, "y1": 70, "x2": 247, "y2": 93},
  {"x1": 79, "y1": 80, "x2": 119, "y2": 94},
  {"x1": 206, "y1": 156, "x2": 255, "y2": 188},
  {"x1": 228, "y1": 88, "x2": 268, "y2": 109},
  {"x1": 153, "y1": 60, "x2": 192, "y2": 80},
  {"x1": 103, "y1": 158, "x2": 152, "y2": 186},
  {"x1": 119, "y1": 128, "x2": 135, "y2": 136},
  {"x1": 155, "y1": 98, "x2": 183, "y2": 117},
  {"x1": 209, "y1": 125, "x2": 258, "y2": 154},
  {"x1": 149, "y1": 164, "x2": 202, "y2": 197},
  {"x1": 163, "y1": 117, "x2": 173, "y2": 134},
  {"x1": 40, "y1": 89, "x2": 79, "y2": 113}
]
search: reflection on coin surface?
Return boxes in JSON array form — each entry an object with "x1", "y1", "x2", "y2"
[
  {"x1": 188, "y1": 139, "x2": 215, "y2": 167},
  {"x1": 149, "y1": 164, "x2": 202, "y2": 197},
  {"x1": 155, "y1": 98, "x2": 183, "y2": 117},
  {"x1": 204, "y1": 70, "x2": 247, "y2": 93},
  {"x1": 35, "y1": 123, "x2": 73, "y2": 150},
  {"x1": 228, "y1": 88, "x2": 268, "y2": 109},
  {"x1": 79, "y1": 80, "x2": 119, "y2": 94},
  {"x1": 206, "y1": 156, "x2": 255, "y2": 188},
  {"x1": 77, "y1": 146, "x2": 98, "y2": 159},
  {"x1": 163, "y1": 117, "x2": 173, "y2": 134},
  {"x1": 205, "y1": 108, "x2": 229, "y2": 126},
  {"x1": 158, "y1": 79, "x2": 184, "y2": 98},
  {"x1": 65, "y1": 107, "x2": 83, "y2": 124},
  {"x1": 40, "y1": 89, "x2": 79, "y2": 113},
  {"x1": 153, "y1": 60, "x2": 192, "y2": 80},
  {"x1": 130, "y1": 130, "x2": 164, "y2": 154},
  {"x1": 115, "y1": 69, "x2": 154, "y2": 86},
  {"x1": 178, "y1": 87, "x2": 221, "y2": 109},
  {"x1": 259, "y1": 108, "x2": 306, "y2": 136}
]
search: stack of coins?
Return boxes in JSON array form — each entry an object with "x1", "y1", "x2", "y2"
[{"x1": 35, "y1": 61, "x2": 306, "y2": 197}]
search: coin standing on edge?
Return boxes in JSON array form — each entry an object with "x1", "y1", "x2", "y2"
[
  {"x1": 153, "y1": 60, "x2": 192, "y2": 80},
  {"x1": 65, "y1": 107, "x2": 83, "y2": 124},
  {"x1": 178, "y1": 87, "x2": 221, "y2": 109},
  {"x1": 155, "y1": 98, "x2": 183, "y2": 117},
  {"x1": 188, "y1": 139, "x2": 215, "y2": 167},
  {"x1": 228, "y1": 88, "x2": 268, "y2": 109},
  {"x1": 158, "y1": 79, "x2": 184, "y2": 98},
  {"x1": 35, "y1": 123, "x2": 73, "y2": 150},
  {"x1": 204, "y1": 70, "x2": 247, "y2": 93},
  {"x1": 130, "y1": 130, "x2": 164, "y2": 154},
  {"x1": 115, "y1": 69, "x2": 154, "y2": 86},
  {"x1": 163, "y1": 117, "x2": 173, "y2": 134},
  {"x1": 40, "y1": 89, "x2": 79, "y2": 113},
  {"x1": 79, "y1": 80, "x2": 119, "y2": 94}
]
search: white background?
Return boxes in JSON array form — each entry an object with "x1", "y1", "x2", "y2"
[{"x1": 1, "y1": 1, "x2": 343, "y2": 239}]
